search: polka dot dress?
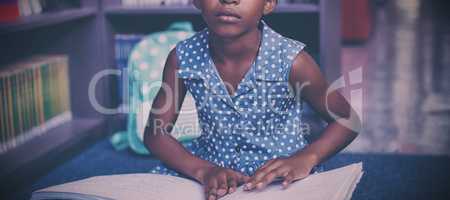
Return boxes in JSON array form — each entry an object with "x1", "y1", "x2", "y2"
[{"x1": 149, "y1": 20, "x2": 321, "y2": 177}]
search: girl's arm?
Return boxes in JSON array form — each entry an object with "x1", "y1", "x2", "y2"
[
  {"x1": 143, "y1": 49, "x2": 248, "y2": 200},
  {"x1": 143, "y1": 48, "x2": 211, "y2": 181},
  {"x1": 245, "y1": 51, "x2": 360, "y2": 190}
]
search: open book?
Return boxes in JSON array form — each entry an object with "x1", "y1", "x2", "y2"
[{"x1": 31, "y1": 162, "x2": 363, "y2": 200}]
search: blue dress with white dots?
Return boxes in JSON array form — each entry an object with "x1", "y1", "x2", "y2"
[{"x1": 149, "y1": 20, "x2": 320, "y2": 177}]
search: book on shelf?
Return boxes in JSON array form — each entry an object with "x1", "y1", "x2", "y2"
[
  {"x1": 0, "y1": 0, "x2": 43, "y2": 21},
  {"x1": 114, "y1": 34, "x2": 145, "y2": 107},
  {"x1": 0, "y1": 0, "x2": 83, "y2": 22},
  {"x1": 29, "y1": 0, "x2": 43, "y2": 15},
  {"x1": 0, "y1": 0, "x2": 20, "y2": 22},
  {"x1": 31, "y1": 162, "x2": 363, "y2": 200},
  {"x1": 16, "y1": 0, "x2": 44, "y2": 17},
  {"x1": 18, "y1": 0, "x2": 33, "y2": 17},
  {"x1": 0, "y1": 55, "x2": 72, "y2": 154}
]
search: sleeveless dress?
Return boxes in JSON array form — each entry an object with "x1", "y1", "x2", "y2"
[{"x1": 149, "y1": 20, "x2": 321, "y2": 177}]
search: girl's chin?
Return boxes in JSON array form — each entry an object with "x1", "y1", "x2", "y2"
[{"x1": 210, "y1": 25, "x2": 245, "y2": 39}]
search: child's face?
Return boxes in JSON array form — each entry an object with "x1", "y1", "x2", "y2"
[{"x1": 193, "y1": 0, "x2": 276, "y2": 38}]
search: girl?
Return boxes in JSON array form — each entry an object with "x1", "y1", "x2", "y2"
[{"x1": 144, "y1": 0, "x2": 360, "y2": 200}]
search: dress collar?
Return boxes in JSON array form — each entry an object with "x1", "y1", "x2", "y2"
[
  {"x1": 203, "y1": 20, "x2": 272, "y2": 110},
  {"x1": 181, "y1": 20, "x2": 282, "y2": 112}
]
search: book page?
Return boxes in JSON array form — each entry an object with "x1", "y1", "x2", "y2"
[
  {"x1": 33, "y1": 173, "x2": 204, "y2": 200},
  {"x1": 32, "y1": 163, "x2": 363, "y2": 200},
  {"x1": 223, "y1": 163, "x2": 363, "y2": 200}
]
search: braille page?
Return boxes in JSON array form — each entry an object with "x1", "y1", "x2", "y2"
[
  {"x1": 222, "y1": 162, "x2": 363, "y2": 200},
  {"x1": 31, "y1": 163, "x2": 363, "y2": 200},
  {"x1": 31, "y1": 173, "x2": 204, "y2": 200}
]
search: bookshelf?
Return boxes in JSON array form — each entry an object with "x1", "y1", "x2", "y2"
[
  {"x1": 0, "y1": 0, "x2": 110, "y2": 195},
  {"x1": 0, "y1": 0, "x2": 341, "y2": 197},
  {"x1": 0, "y1": 8, "x2": 97, "y2": 35}
]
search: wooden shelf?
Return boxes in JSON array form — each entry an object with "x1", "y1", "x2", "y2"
[
  {"x1": 0, "y1": 118, "x2": 106, "y2": 179},
  {"x1": 0, "y1": 8, "x2": 97, "y2": 34},
  {"x1": 104, "y1": 3, "x2": 318, "y2": 16}
]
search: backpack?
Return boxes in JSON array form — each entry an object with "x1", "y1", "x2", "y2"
[{"x1": 110, "y1": 21, "x2": 200, "y2": 155}]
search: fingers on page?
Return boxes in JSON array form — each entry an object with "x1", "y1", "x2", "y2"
[
  {"x1": 205, "y1": 178, "x2": 218, "y2": 200},
  {"x1": 256, "y1": 167, "x2": 290, "y2": 190},
  {"x1": 282, "y1": 172, "x2": 296, "y2": 189},
  {"x1": 216, "y1": 173, "x2": 229, "y2": 197},
  {"x1": 207, "y1": 188, "x2": 217, "y2": 200},
  {"x1": 245, "y1": 160, "x2": 284, "y2": 190}
]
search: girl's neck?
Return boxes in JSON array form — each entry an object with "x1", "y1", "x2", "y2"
[{"x1": 208, "y1": 25, "x2": 262, "y2": 66}]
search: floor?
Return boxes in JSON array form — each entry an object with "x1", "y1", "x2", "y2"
[{"x1": 342, "y1": 0, "x2": 450, "y2": 155}]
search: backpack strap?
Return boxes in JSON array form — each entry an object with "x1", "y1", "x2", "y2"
[{"x1": 168, "y1": 21, "x2": 194, "y2": 32}]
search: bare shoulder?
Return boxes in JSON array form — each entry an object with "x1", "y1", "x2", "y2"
[
  {"x1": 288, "y1": 50, "x2": 326, "y2": 87},
  {"x1": 166, "y1": 48, "x2": 180, "y2": 71},
  {"x1": 160, "y1": 47, "x2": 181, "y2": 80}
]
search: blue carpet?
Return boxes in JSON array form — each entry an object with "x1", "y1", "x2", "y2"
[{"x1": 13, "y1": 138, "x2": 450, "y2": 200}]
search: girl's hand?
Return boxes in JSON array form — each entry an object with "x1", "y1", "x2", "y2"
[
  {"x1": 196, "y1": 166, "x2": 250, "y2": 200},
  {"x1": 243, "y1": 153, "x2": 318, "y2": 191}
]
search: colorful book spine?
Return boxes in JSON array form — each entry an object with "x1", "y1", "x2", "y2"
[
  {"x1": 0, "y1": 77, "x2": 5, "y2": 150},
  {"x1": 114, "y1": 34, "x2": 145, "y2": 107},
  {"x1": 0, "y1": 0, "x2": 20, "y2": 22},
  {"x1": 6, "y1": 76, "x2": 14, "y2": 149},
  {"x1": 0, "y1": 55, "x2": 72, "y2": 154}
]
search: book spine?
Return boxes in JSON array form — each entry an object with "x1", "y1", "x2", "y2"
[
  {"x1": 20, "y1": 70, "x2": 27, "y2": 135},
  {"x1": 16, "y1": 71, "x2": 24, "y2": 145},
  {"x1": 52, "y1": 58, "x2": 59, "y2": 117},
  {"x1": 5, "y1": 76, "x2": 11, "y2": 150},
  {"x1": 4, "y1": 76, "x2": 10, "y2": 146},
  {"x1": 11, "y1": 74, "x2": 19, "y2": 146},
  {"x1": 47, "y1": 61, "x2": 53, "y2": 120},
  {"x1": 24, "y1": 69, "x2": 31, "y2": 133},
  {"x1": 52, "y1": 59, "x2": 58, "y2": 118},
  {"x1": 57, "y1": 58, "x2": 63, "y2": 116},
  {"x1": 53, "y1": 60, "x2": 59, "y2": 116},
  {"x1": 15, "y1": 71, "x2": 24, "y2": 145},
  {"x1": 115, "y1": 35, "x2": 124, "y2": 105},
  {"x1": 9, "y1": 75, "x2": 15, "y2": 147},
  {"x1": 18, "y1": 0, "x2": 32, "y2": 16},
  {"x1": 62, "y1": 57, "x2": 71, "y2": 113},
  {"x1": 31, "y1": 67, "x2": 39, "y2": 129},
  {"x1": 20, "y1": 70, "x2": 27, "y2": 134},
  {"x1": 0, "y1": 0, "x2": 20, "y2": 22},
  {"x1": 114, "y1": 34, "x2": 144, "y2": 106},
  {"x1": 0, "y1": 76, "x2": 5, "y2": 151},
  {"x1": 57, "y1": 58, "x2": 66, "y2": 114},
  {"x1": 41, "y1": 63, "x2": 50, "y2": 121},
  {"x1": 25, "y1": 69, "x2": 33, "y2": 140},
  {"x1": 48, "y1": 60, "x2": 54, "y2": 119},
  {"x1": 36, "y1": 63, "x2": 44, "y2": 125},
  {"x1": 27, "y1": 69, "x2": 35, "y2": 130},
  {"x1": 29, "y1": 0, "x2": 42, "y2": 15}
]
